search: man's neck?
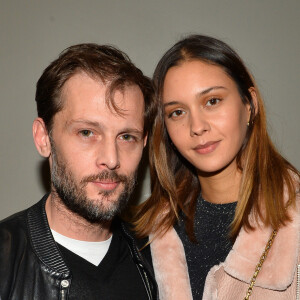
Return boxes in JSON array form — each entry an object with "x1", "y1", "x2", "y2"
[{"x1": 45, "y1": 193, "x2": 112, "y2": 242}]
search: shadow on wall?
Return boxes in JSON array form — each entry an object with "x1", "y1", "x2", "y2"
[
  {"x1": 39, "y1": 159, "x2": 51, "y2": 193},
  {"x1": 128, "y1": 144, "x2": 149, "y2": 206}
]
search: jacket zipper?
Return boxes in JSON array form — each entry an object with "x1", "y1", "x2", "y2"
[
  {"x1": 121, "y1": 223, "x2": 155, "y2": 300},
  {"x1": 137, "y1": 262, "x2": 153, "y2": 300},
  {"x1": 297, "y1": 264, "x2": 300, "y2": 300},
  {"x1": 60, "y1": 279, "x2": 70, "y2": 300},
  {"x1": 60, "y1": 289, "x2": 67, "y2": 300},
  {"x1": 124, "y1": 235, "x2": 153, "y2": 300}
]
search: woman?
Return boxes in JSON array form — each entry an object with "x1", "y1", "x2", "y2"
[{"x1": 134, "y1": 35, "x2": 300, "y2": 299}]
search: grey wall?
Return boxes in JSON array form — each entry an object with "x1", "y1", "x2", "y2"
[{"x1": 0, "y1": 0, "x2": 299, "y2": 220}]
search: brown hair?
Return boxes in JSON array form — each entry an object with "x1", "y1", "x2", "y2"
[
  {"x1": 135, "y1": 35, "x2": 299, "y2": 241},
  {"x1": 35, "y1": 43, "x2": 155, "y2": 136}
]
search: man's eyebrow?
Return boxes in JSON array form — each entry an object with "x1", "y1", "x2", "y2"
[
  {"x1": 163, "y1": 86, "x2": 227, "y2": 108},
  {"x1": 65, "y1": 119, "x2": 102, "y2": 129},
  {"x1": 120, "y1": 128, "x2": 144, "y2": 135}
]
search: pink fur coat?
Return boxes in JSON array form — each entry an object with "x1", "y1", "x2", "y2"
[{"x1": 150, "y1": 193, "x2": 300, "y2": 300}]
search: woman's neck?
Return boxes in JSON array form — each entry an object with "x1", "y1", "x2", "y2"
[{"x1": 198, "y1": 161, "x2": 242, "y2": 204}]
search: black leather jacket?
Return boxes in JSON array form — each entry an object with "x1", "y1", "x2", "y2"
[{"x1": 0, "y1": 195, "x2": 158, "y2": 300}]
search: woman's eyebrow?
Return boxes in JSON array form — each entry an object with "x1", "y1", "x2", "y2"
[
  {"x1": 196, "y1": 86, "x2": 227, "y2": 97},
  {"x1": 163, "y1": 86, "x2": 227, "y2": 108},
  {"x1": 163, "y1": 100, "x2": 180, "y2": 108}
]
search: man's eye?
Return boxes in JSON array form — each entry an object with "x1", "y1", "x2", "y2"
[
  {"x1": 120, "y1": 134, "x2": 135, "y2": 141},
  {"x1": 79, "y1": 130, "x2": 93, "y2": 137},
  {"x1": 206, "y1": 98, "x2": 221, "y2": 106},
  {"x1": 168, "y1": 109, "x2": 185, "y2": 118}
]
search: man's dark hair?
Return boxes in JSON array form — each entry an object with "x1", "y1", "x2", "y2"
[{"x1": 35, "y1": 43, "x2": 155, "y2": 136}]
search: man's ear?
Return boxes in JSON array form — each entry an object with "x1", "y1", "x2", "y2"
[
  {"x1": 143, "y1": 134, "x2": 148, "y2": 148},
  {"x1": 248, "y1": 87, "x2": 258, "y2": 116},
  {"x1": 32, "y1": 118, "x2": 51, "y2": 158}
]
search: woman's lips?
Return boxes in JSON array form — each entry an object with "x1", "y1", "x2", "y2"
[{"x1": 193, "y1": 141, "x2": 220, "y2": 154}]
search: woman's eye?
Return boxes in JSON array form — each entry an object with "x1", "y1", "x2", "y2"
[
  {"x1": 79, "y1": 130, "x2": 93, "y2": 137},
  {"x1": 168, "y1": 109, "x2": 185, "y2": 118},
  {"x1": 206, "y1": 98, "x2": 221, "y2": 106}
]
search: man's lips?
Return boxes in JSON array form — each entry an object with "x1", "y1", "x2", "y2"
[
  {"x1": 91, "y1": 180, "x2": 120, "y2": 191},
  {"x1": 193, "y1": 141, "x2": 220, "y2": 154}
]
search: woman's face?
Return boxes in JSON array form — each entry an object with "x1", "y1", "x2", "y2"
[{"x1": 162, "y1": 60, "x2": 251, "y2": 174}]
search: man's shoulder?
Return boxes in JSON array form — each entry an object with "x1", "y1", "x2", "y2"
[
  {"x1": 116, "y1": 219, "x2": 153, "y2": 266},
  {"x1": 0, "y1": 209, "x2": 27, "y2": 232},
  {"x1": 0, "y1": 208, "x2": 30, "y2": 263},
  {"x1": 119, "y1": 220, "x2": 149, "y2": 248},
  {"x1": 113, "y1": 218, "x2": 142, "y2": 244},
  {"x1": 0, "y1": 195, "x2": 47, "y2": 236}
]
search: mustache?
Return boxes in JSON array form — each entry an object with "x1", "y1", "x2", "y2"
[{"x1": 80, "y1": 170, "x2": 128, "y2": 185}]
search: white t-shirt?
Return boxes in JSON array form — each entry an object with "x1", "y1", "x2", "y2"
[{"x1": 51, "y1": 229, "x2": 112, "y2": 266}]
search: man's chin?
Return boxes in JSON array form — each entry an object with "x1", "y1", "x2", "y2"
[
  {"x1": 87, "y1": 190, "x2": 120, "y2": 205},
  {"x1": 71, "y1": 200, "x2": 121, "y2": 223},
  {"x1": 75, "y1": 192, "x2": 127, "y2": 223}
]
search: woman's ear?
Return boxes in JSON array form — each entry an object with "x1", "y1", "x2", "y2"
[
  {"x1": 248, "y1": 87, "x2": 258, "y2": 116},
  {"x1": 32, "y1": 118, "x2": 51, "y2": 157}
]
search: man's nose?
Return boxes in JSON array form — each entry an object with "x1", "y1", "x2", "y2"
[{"x1": 96, "y1": 138, "x2": 120, "y2": 170}]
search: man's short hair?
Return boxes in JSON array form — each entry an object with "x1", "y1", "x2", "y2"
[{"x1": 35, "y1": 43, "x2": 155, "y2": 137}]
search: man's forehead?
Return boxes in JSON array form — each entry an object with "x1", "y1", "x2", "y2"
[
  {"x1": 52, "y1": 74, "x2": 144, "y2": 132},
  {"x1": 60, "y1": 72, "x2": 144, "y2": 111}
]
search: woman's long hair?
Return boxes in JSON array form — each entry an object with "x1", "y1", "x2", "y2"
[{"x1": 134, "y1": 35, "x2": 299, "y2": 241}]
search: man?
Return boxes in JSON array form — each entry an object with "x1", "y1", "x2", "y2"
[{"x1": 0, "y1": 44, "x2": 157, "y2": 299}]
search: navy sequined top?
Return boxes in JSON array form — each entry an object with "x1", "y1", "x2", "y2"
[{"x1": 174, "y1": 195, "x2": 237, "y2": 299}]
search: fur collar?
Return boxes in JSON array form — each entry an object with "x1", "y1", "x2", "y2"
[
  {"x1": 224, "y1": 199, "x2": 300, "y2": 290},
  {"x1": 150, "y1": 195, "x2": 300, "y2": 299},
  {"x1": 150, "y1": 228, "x2": 193, "y2": 300}
]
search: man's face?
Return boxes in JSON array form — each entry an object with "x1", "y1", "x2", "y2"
[{"x1": 49, "y1": 72, "x2": 146, "y2": 223}]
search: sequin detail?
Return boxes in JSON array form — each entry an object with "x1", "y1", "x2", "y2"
[{"x1": 174, "y1": 195, "x2": 237, "y2": 299}]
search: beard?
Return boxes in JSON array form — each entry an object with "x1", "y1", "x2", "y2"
[{"x1": 50, "y1": 143, "x2": 137, "y2": 223}]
